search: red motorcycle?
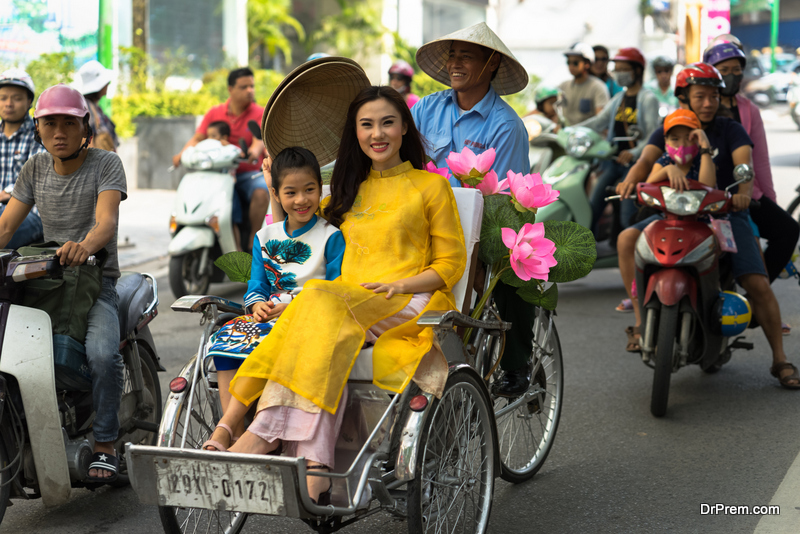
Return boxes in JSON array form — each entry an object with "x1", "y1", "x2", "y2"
[{"x1": 633, "y1": 164, "x2": 756, "y2": 417}]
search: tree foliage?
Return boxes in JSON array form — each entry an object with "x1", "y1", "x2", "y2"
[
  {"x1": 311, "y1": 0, "x2": 387, "y2": 62},
  {"x1": 26, "y1": 52, "x2": 76, "y2": 96},
  {"x1": 248, "y1": 0, "x2": 305, "y2": 65}
]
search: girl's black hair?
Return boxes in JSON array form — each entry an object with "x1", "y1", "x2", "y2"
[
  {"x1": 325, "y1": 86, "x2": 426, "y2": 227},
  {"x1": 271, "y1": 146, "x2": 322, "y2": 190}
]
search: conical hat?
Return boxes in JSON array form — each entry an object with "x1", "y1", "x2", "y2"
[
  {"x1": 262, "y1": 57, "x2": 371, "y2": 167},
  {"x1": 416, "y1": 22, "x2": 528, "y2": 96}
]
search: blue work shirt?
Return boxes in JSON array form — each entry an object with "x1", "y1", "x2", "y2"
[{"x1": 412, "y1": 86, "x2": 530, "y2": 187}]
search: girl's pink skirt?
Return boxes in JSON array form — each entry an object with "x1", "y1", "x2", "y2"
[{"x1": 246, "y1": 292, "x2": 432, "y2": 468}]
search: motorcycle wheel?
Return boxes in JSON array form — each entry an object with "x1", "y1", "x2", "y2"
[
  {"x1": 169, "y1": 250, "x2": 211, "y2": 299},
  {"x1": 651, "y1": 304, "x2": 678, "y2": 417},
  {"x1": 0, "y1": 438, "x2": 10, "y2": 525},
  {"x1": 157, "y1": 358, "x2": 247, "y2": 534},
  {"x1": 112, "y1": 343, "x2": 162, "y2": 487}
]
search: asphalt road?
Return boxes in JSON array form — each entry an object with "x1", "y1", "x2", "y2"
[{"x1": 2, "y1": 107, "x2": 800, "y2": 533}]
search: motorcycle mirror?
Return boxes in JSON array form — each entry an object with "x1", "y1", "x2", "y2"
[
  {"x1": 248, "y1": 120, "x2": 262, "y2": 141},
  {"x1": 726, "y1": 163, "x2": 754, "y2": 193},
  {"x1": 239, "y1": 138, "x2": 249, "y2": 154}
]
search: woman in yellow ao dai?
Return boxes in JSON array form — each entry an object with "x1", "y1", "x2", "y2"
[{"x1": 230, "y1": 87, "x2": 466, "y2": 414}]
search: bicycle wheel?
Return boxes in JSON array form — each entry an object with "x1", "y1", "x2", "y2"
[
  {"x1": 492, "y1": 308, "x2": 564, "y2": 483},
  {"x1": 157, "y1": 358, "x2": 248, "y2": 534},
  {"x1": 407, "y1": 369, "x2": 495, "y2": 534}
]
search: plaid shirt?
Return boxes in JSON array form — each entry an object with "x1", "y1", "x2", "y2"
[{"x1": 1, "y1": 115, "x2": 46, "y2": 191}]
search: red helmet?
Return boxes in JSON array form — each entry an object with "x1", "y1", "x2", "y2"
[
  {"x1": 612, "y1": 48, "x2": 646, "y2": 69},
  {"x1": 34, "y1": 84, "x2": 90, "y2": 120},
  {"x1": 675, "y1": 63, "x2": 725, "y2": 90},
  {"x1": 389, "y1": 60, "x2": 414, "y2": 79}
]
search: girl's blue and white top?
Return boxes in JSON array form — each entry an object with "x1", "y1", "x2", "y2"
[{"x1": 244, "y1": 215, "x2": 345, "y2": 308}]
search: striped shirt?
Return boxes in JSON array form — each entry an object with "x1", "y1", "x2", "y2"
[{"x1": 0, "y1": 115, "x2": 46, "y2": 192}]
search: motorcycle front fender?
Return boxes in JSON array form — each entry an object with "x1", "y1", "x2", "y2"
[
  {"x1": 644, "y1": 269, "x2": 698, "y2": 309},
  {"x1": 0, "y1": 306, "x2": 71, "y2": 507},
  {"x1": 168, "y1": 227, "x2": 216, "y2": 256}
]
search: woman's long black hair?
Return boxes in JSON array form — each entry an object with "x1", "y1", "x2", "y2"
[{"x1": 325, "y1": 86, "x2": 427, "y2": 227}]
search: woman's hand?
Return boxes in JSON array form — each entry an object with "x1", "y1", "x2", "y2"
[
  {"x1": 664, "y1": 165, "x2": 690, "y2": 192},
  {"x1": 689, "y1": 129, "x2": 711, "y2": 149},
  {"x1": 361, "y1": 281, "x2": 404, "y2": 299}
]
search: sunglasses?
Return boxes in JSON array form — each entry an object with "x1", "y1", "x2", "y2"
[{"x1": 567, "y1": 59, "x2": 583, "y2": 67}]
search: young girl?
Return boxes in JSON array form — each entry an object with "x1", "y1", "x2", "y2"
[
  {"x1": 202, "y1": 146, "x2": 344, "y2": 451},
  {"x1": 216, "y1": 86, "x2": 466, "y2": 505},
  {"x1": 646, "y1": 108, "x2": 715, "y2": 188}
]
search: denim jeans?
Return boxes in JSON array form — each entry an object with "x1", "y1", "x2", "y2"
[
  {"x1": 86, "y1": 277, "x2": 123, "y2": 442},
  {"x1": 0, "y1": 205, "x2": 43, "y2": 249}
]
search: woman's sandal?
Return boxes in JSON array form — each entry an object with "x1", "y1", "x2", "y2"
[
  {"x1": 202, "y1": 423, "x2": 234, "y2": 451},
  {"x1": 625, "y1": 326, "x2": 641, "y2": 353},
  {"x1": 770, "y1": 362, "x2": 800, "y2": 390},
  {"x1": 306, "y1": 464, "x2": 333, "y2": 506},
  {"x1": 616, "y1": 298, "x2": 633, "y2": 313},
  {"x1": 782, "y1": 322, "x2": 792, "y2": 336}
]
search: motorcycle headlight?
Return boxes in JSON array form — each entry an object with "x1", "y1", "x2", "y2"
[
  {"x1": 566, "y1": 131, "x2": 592, "y2": 158},
  {"x1": 661, "y1": 187, "x2": 706, "y2": 216}
]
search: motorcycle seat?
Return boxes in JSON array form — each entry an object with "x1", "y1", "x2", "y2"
[{"x1": 116, "y1": 272, "x2": 155, "y2": 340}]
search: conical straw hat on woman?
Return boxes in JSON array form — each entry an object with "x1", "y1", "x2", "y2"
[
  {"x1": 261, "y1": 56, "x2": 371, "y2": 167},
  {"x1": 415, "y1": 21, "x2": 528, "y2": 96}
]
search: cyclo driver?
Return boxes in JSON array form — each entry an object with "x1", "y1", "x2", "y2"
[
  {"x1": 0, "y1": 84, "x2": 128, "y2": 480},
  {"x1": 615, "y1": 64, "x2": 800, "y2": 389}
]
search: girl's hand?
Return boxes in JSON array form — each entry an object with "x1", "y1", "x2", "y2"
[
  {"x1": 266, "y1": 302, "x2": 288, "y2": 319},
  {"x1": 251, "y1": 301, "x2": 272, "y2": 322},
  {"x1": 731, "y1": 193, "x2": 751, "y2": 211},
  {"x1": 689, "y1": 129, "x2": 710, "y2": 149},
  {"x1": 664, "y1": 165, "x2": 690, "y2": 192},
  {"x1": 361, "y1": 281, "x2": 404, "y2": 299},
  {"x1": 262, "y1": 153, "x2": 273, "y2": 189}
]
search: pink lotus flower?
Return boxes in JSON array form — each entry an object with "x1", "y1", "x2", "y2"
[
  {"x1": 463, "y1": 170, "x2": 509, "y2": 196},
  {"x1": 506, "y1": 171, "x2": 560, "y2": 213},
  {"x1": 425, "y1": 161, "x2": 452, "y2": 182},
  {"x1": 446, "y1": 147, "x2": 496, "y2": 186},
  {"x1": 501, "y1": 223, "x2": 558, "y2": 281}
]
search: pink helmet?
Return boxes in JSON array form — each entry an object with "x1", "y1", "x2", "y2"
[
  {"x1": 34, "y1": 84, "x2": 90, "y2": 120},
  {"x1": 389, "y1": 60, "x2": 414, "y2": 79}
]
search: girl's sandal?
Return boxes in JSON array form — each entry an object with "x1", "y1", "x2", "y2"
[
  {"x1": 770, "y1": 362, "x2": 800, "y2": 390},
  {"x1": 625, "y1": 326, "x2": 641, "y2": 353},
  {"x1": 202, "y1": 423, "x2": 234, "y2": 451}
]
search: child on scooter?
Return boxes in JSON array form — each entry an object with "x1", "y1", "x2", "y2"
[
  {"x1": 647, "y1": 109, "x2": 715, "y2": 188},
  {"x1": 206, "y1": 120, "x2": 231, "y2": 145},
  {"x1": 203, "y1": 146, "x2": 345, "y2": 450}
]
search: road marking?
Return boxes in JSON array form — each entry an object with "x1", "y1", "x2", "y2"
[{"x1": 754, "y1": 447, "x2": 800, "y2": 533}]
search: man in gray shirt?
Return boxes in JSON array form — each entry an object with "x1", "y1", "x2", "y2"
[{"x1": 0, "y1": 84, "x2": 126, "y2": 483}]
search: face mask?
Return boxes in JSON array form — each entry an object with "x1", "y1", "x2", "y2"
[
  {"x1": 720, "y1": 73, "x2": 743, "y2": 96},
  {"x1": 666, "y1": 143, "x2": 699, "y2": 165},
  {"x1": 615, "y1": 71, "x2": 634, "y2": 87}
]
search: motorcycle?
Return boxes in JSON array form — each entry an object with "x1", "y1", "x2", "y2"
[
  {"x1": 0, "y1": 250, "x2": 163, "y2": 525},
  {"x1": 632, "y1": 164, "x2": 756, "y2": 417},
  {"x1": 168, "y1": 137, "x2": 257, "y2": 298},
  {"x1": 533, "y1": 125, "x2": 640, "y2": 269}
]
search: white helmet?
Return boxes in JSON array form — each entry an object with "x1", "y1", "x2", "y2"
[
  {"x1": 0, "y1": 68, "x2": 35, "y2": 100},
  {"x1": 564, "y1": 42, "x2": 595, "y2": 64},
  {"x1": 77, "y1": 60, "x2": 114, "y2": 95}
]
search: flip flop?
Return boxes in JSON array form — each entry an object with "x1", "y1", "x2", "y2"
[
  {"x1": 616, "y1": 299, "x2": 633, "y2": 313},
  {"x1": 203, "y1": 423, "x2": 234, "y2": 452},
  {"x1": 86, "y1": 452, "x2": 119, "y2": 483}
]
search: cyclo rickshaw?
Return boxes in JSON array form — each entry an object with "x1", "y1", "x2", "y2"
[{"x1": 125, "y1": 186, "x2": 563, "y2": 534}]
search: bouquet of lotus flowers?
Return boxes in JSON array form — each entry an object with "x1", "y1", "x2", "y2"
[{"x1": 430, "y1": 147, "x2": 596, "y2": 316}]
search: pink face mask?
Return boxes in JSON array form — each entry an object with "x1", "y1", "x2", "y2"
[{"x1": 666, "y1": 144, "x2": 699, "y2": 165}]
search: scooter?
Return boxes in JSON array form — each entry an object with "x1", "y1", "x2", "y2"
[
  {"x1": 533, "y1": 125, "x2": 639, "y2": 269},
  {"x1": 168, "y1": 138, "x2": 254, "y2": 298},
  {"x1": 522, "y1": 114, "x2": 563, "y2": 175},
  {"x1": 632, "y1": 165, "x2": 756, "y2": 417},
  {"x1": 0, "y1": 250, "x2": 163, "y2": 525},
  {"x1": 788, "y1": 77, "x2": 800, "y2": 130}
]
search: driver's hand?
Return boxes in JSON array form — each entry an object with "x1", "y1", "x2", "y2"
[
  {"x1": 56, "y1": 241, "x2": 91, "y2": 267},
  {"x1": 247, "y1": 144, "x2": 262, "y2": 165},
  {"x1": 665, "y1": 165, "x2": 690, "y2": 192},
  {"x1": 616, "y1": 177, "x2": 637, "y2": 198},
  {"x1": 732, "y1": 193, "x2": 751, "y2": 212},
  {"x1": 171, "y1": 153, "x2": 182, "y2": 168},
  {"x1": 617, "y1": 150, "x2": 634, "y2": 166}
]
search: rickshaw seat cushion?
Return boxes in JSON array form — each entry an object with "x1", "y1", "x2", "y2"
[
  {"x1": 347, "y1": 188, "x2": 483, "y2": 384},
  {"x1": 116, "y1": 272, "x2": 154, "y2": 339}
]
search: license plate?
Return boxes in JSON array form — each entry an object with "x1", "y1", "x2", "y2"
[{"x1": 155, "y1": 458, "x2": 286, "y2": 515}]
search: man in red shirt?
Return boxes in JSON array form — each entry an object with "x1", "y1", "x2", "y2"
[{"x1": 173, "y1": 67, "x2": 267, "y2": 247}]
